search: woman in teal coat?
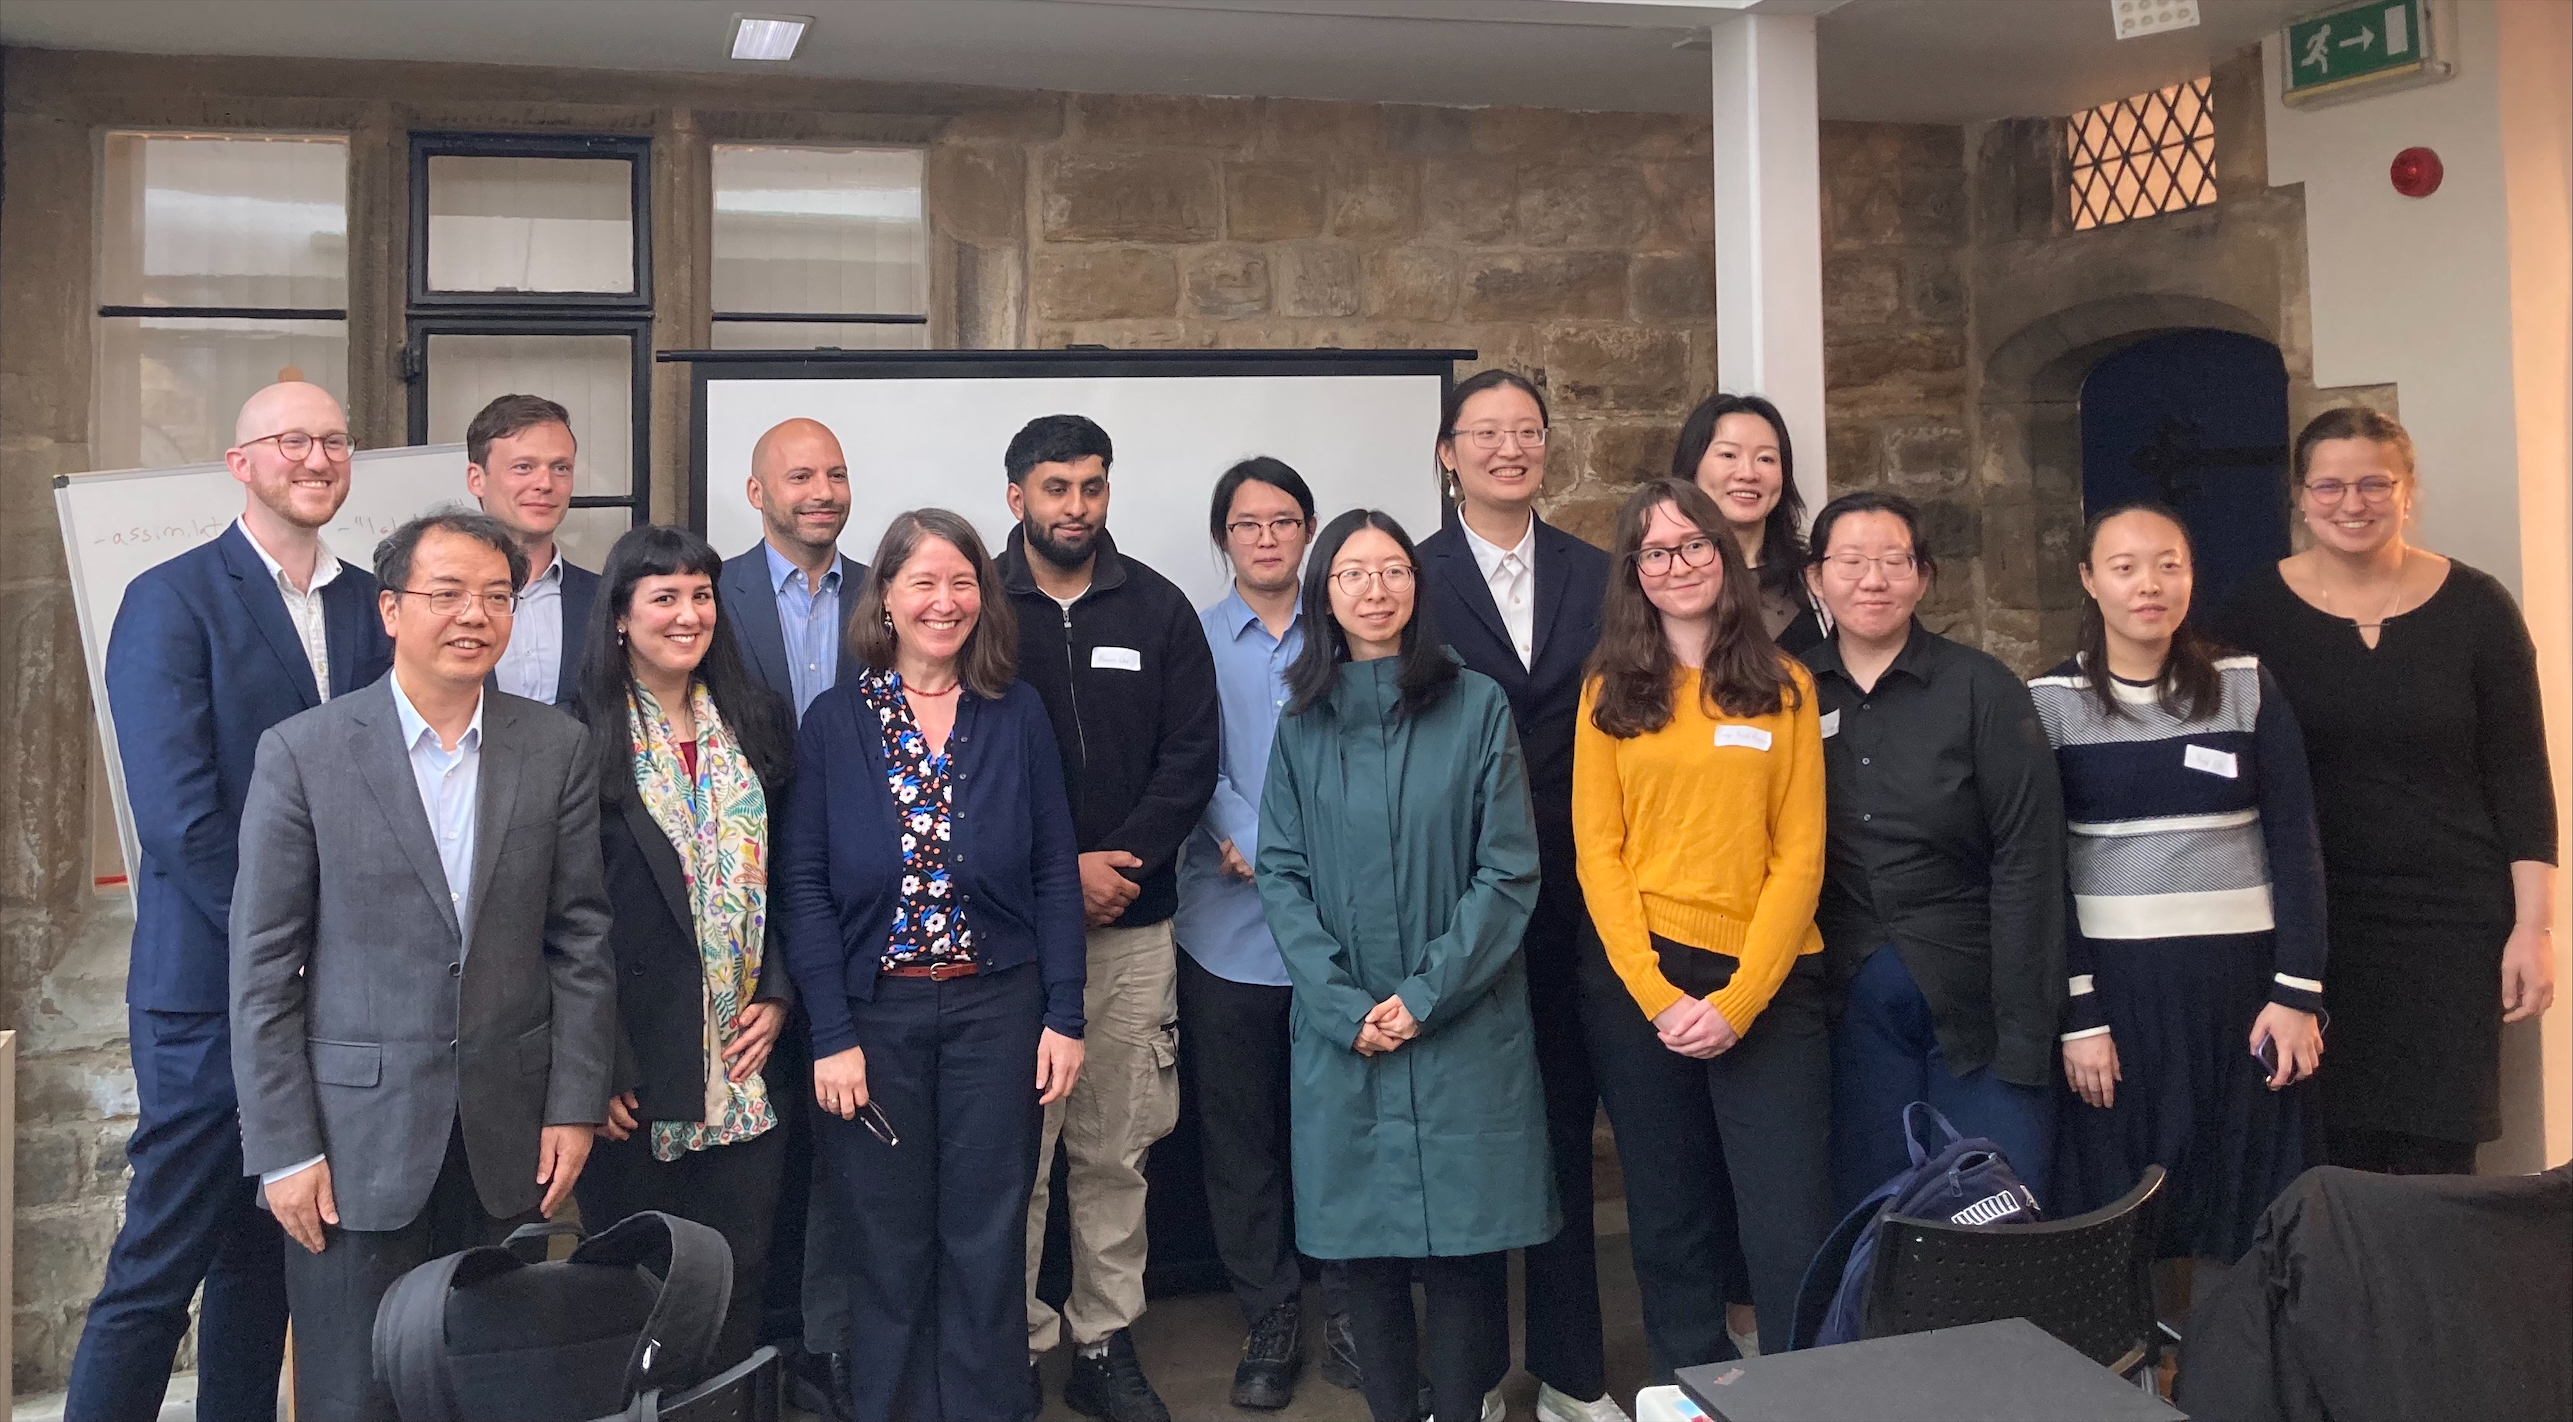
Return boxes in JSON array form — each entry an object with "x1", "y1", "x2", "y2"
[{"x1": 1258, "y1": 509, "x2": 1558, "y2": 1422}]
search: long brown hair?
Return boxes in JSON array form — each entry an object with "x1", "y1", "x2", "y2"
[
  {"x1": 1586, "y1": 479, "x2": 1799, "y2": 738},
  {"x1": 847, "y1": 508, "x2": 1019, "y2": 700},
  {"x1": 2076, "y1": 502, "x2": 2227, "y2": 722}
]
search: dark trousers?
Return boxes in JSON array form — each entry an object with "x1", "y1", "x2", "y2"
[
  {"x1": 760, "y1": 1005, "x2": 818, "y2": 1348},
  {"x1": 1176, "y1": 951, "x2": 1347, "y2": 1325},
  {"x1": 281, "y1": 1123, "x2": 530, "y2": 1422},
  {"x1": 1580, "y1": 930, "x2": 1833, "y2": 1372},
  {"x1": 1521, "y1": 909, "x2": 1609, "y2": 1400},
  {"x1": 1343, "y1": 1253, "x2": 1509, "y2": 1422},
  {"x1": 2327, "y1": 1127, "x2": 2478, "y2": 1176},
  {"x1": 1830, "y1": 943, "x2": 2056, "y2": 1214},
  {"x1": 818, "y1": 965, "x2": 1043, "y2": 1422},
  {"x1": 68, "y1": 1008, "x2": 290, "y2": 1422},
  {"x1": 574, "y1": 1119, "x2": 786, "y2": 1372}
]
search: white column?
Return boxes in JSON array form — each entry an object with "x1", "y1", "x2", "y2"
[{"x1": 1709, "y1": 12, "x2": 1828, "y2": 521}]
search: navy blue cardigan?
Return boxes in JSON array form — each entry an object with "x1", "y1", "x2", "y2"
[{"x1": 776, "y1": 678, "x2": 1087, "y2": 1054}]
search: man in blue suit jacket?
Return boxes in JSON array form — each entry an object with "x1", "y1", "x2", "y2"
[
  {"x1": 466, "y1": 393, "x2": 597, "y2": 706},
  {"x1": 70, "y1": 381, "x2": 393, "y2": 1422},
  {"x1": 715, "y1": 415, "x2": 868, "y2": 1418}
]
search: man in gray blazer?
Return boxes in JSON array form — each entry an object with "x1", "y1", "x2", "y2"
[{"x1": 231, "y1": 508, "x2": 615, "y2": 1421}]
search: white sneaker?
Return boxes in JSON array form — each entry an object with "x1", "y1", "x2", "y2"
[
  {"x1": 1433, "y1": 1384, "x2": 1510, "y2": 1422},
  {"x1": 1537, "y1": 1381, "x2": 1634, "y2": 1422}
]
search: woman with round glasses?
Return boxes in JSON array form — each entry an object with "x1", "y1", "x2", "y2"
[
  {"x1": 1417, "y1": 370, "x2": 1622, "y2": 1422},
  {"x1": 1259, "y1": 509, "x2": 1553, "y2": 1422},
  {"x1": 1799, "y1": 491, "x2": 2068, "y2": 1212},
  {"x1": 1673, "y1": 394, "x2": 1823, "y2": 656},
  {"x1": 1572, "y1": 480, "x2": 1828, "y2": 1369},
  {"x1": 2213, "y1": 408, "x2": 2555, "y2": 1176}
]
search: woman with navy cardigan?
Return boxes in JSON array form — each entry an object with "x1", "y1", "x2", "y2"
[{"x1": 776, "y1": 508, "x2": 1088, "y2": 1422}]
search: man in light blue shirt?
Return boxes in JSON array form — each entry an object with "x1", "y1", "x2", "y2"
[
  {"x1": 1170, "y1": 457, "x2": 1356, "y2": 1411},
  {"x1": 719, "y1": 418, "x2": 865, "y2": 721}
]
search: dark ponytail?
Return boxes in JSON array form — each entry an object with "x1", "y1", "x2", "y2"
[{"x1": 2075, "y1": 502, "x2": 2227, "y2": 722}]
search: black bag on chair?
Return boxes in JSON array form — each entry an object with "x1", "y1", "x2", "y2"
[{"x1": 373, "y1": 1211, "x2": 734, "y2": 1422}]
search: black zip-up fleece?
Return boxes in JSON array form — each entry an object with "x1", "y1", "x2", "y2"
[{"x1": 996, "y1": 525, "x2": 1220, "y2": 928}]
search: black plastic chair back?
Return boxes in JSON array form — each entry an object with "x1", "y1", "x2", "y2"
[
  {"x1": 611, "y1": 1344, "x2": 783, "y2": 1422},
  {"x1": 1863, "y1": 1165, "x2": 2167, "y2": 1372}
]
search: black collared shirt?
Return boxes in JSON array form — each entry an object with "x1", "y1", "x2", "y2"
[{"x1": 1802, "y1": 620, "x2": 2067, "y2": 1087}]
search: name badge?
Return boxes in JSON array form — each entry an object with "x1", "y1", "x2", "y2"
[
  {"x1": 1819, "y1": 709, "x2": 1841, "y2": 739},
  {"x1": 1091, "y1": 646, "x2": 1143, "y2": 671},
  {"x1": 2184, "y1": 744, "x2": 2239, "y2": 779},
  {"x1": 1714, "y1": 724, "x2": 1774, "y2": 752}
]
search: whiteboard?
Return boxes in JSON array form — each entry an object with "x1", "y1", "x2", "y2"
[
  {"x1": 55, "y1": 443, "x2": 475, "y2": 898},
  {"x1": 700, "y1": 372, "x2": 1449, "y2": 609}
]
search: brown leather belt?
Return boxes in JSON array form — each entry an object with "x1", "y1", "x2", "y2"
[{"x1": 880, "y1": 961, "x2": 979, "y2": 980}]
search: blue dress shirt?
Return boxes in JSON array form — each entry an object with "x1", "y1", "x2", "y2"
[
  {"x1": 1172, "y1": 587, "x2": 1303, "y2": 986},
  {"x1": 765, "y1": 542, "x2": 843, "y2": 719},
  {"x1": 388, "y1": 670, "x2": 484, "y2": 939}
]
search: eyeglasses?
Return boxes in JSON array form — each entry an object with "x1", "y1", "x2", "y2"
[
  {"x1": 390, "y1": 588, "x2": 521, "y2": 618},
  {"x1": 1819, "y1": 551, "x2": 1920, "y2": 580},
  {"x1": 1330, "y1": 564, "x2": 1415, "y2": 595},
  {"x1": 1633, "y1": 538, "x2": 1719, "y2": 577},
  {"x1": 1447, "y1": 426, "x2": 1548, "y2": 450},
  {"x1": 2302, "y1": 476, "x2": 2400, "y2": 504},
  {"x1": 241, "y1": 431, "x2": 355, "y2": 461},
  {"x1": 857, "y1": 1099, "x2": 899, "y2": 1147},
  {"x1": 1225, "y1": 515, "x2": 1308, "y2": 544}
]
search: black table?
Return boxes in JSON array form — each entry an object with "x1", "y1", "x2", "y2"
[{"x1": 1676, "y1": 1317, "x2": 2186, "y2": 1421}]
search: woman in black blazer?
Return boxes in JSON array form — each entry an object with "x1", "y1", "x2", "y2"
[
  {"x1": 775, "y1": 508, "x2": 1087, "y2": 1422},
  {"x1": 569, "y1": 524, "x2": 800, "y2": 1374},
  {"x1": 1416, "y1": 369, "x2": 1626, "y2": 1422}
]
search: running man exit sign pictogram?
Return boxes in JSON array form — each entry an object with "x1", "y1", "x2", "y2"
[{"x1": 2282, "y1": 0, "x2": 2453, "y2": 107}]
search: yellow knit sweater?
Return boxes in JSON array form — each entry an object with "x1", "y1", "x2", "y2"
[{"x1": 1572, "y1": 666, "x2": 1827, "y2": 1030}]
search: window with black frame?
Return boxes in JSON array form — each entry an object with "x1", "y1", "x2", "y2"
[
  {"x1": 405, "y1": 131, "x2": 651, "y2": 570},
  {"x1": 710, "y1": 144, "x2": 929, "y2": 350}
]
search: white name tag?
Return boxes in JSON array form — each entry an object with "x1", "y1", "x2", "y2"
[
  {"x1": 1091, "y1": 646, "x2": 1143, "y2": 671},
  {"x1": 1819, "y1": 709, "x2": 1841, "y2": 739},
  {"x1": 1714, "y1": 724, "x2": 1774, "y2": 752},
  {"x1": 2184, "y1": 744, "x2": 2239, "y2": 779}
]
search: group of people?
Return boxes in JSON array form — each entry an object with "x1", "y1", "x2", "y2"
[{"x1": 66, "y1": 369, "x2": 2554, "y2": 1422}]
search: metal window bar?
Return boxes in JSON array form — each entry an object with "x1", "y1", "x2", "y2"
[{"x1": 2066, "y1": 76, "x2": 2218, "y2": 231}]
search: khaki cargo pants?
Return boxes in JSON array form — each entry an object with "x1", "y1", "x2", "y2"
[{"x1": 1025, "y1": 919, "x2": 1181, "y2": 1355}]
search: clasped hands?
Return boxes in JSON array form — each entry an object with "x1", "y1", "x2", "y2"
[
  {"x1": 1352, "y1": 994, "x2": 1420, "y2": 1056},
  {"x1": 1651, "y1": 993, "x2": 1740, "y2": 1059}
]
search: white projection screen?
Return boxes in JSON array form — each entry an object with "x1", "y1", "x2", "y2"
[{"x1": 687, "y1": 350, "x2": 1468, "y2": 606}]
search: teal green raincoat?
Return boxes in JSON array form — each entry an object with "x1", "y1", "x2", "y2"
[{"x1": 1256, "y1": 657, "x2": 1558, "y2": 1260}]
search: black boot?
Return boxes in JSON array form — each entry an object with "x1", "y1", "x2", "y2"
[
  {"x1": 1063, "y1": 1329, "x2": 1172, "y2": 1422},
  {"x1": 788, "y1": 1347, "x2": 855, "y2": 1422},
  {"x1": 1232, "y1": 1299, "x2": 1305, "y2": 1410},
  {"x1": 1320, "y1": 1310, "x2": 1363, "y2": 1392}
]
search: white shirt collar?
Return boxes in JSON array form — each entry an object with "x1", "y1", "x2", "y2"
[
  {"x1": 388, "y1": 668, "x2": 486, "y2": 754},
  {"x1": 1460, "y1": 514, "x2": 1535, "y2": 581},
  {"x1": 525, "y1": 549, "x2": 566, "y2": 590},
  {"x1": 235, "y1": 517, "x2": 342, "y2": 595}
]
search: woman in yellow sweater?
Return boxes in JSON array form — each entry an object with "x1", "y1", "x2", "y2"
[{"x1": 1572, "y1": 479, "x2": 1830, "y2": 1374}]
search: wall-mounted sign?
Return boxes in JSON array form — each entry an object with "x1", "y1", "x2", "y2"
[{"x1": 2282, "y1": 0, "x2": 2453, "y2": 108}]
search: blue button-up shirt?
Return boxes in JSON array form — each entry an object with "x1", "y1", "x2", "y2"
[
  {"x1": 389, "y1": 670, "x2": 485, "y2": 942},
  {"x1": 1173, "y1": 587, "x2": 1303, "y2": 986},
  {"x1": 766, "y1": 542, "x2": 843, "y2": 719}
]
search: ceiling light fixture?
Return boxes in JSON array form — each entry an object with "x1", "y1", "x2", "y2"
[
  {"x1": 2111, "y1": 0, "x2": 2200, "y2": 41},
  {"x1": 728, "y1": 13, "x2": 812, "y2": 62}
]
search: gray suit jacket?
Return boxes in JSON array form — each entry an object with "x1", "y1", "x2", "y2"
[{"x1": 230, "y1": 675, "x2": 616, "y2": 1232}]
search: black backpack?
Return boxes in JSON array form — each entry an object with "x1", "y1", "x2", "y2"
[{"x1": 374, "y1": 1211, "x2": 732, "y2": 1421}]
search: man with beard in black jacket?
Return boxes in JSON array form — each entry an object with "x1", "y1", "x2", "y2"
[{"x1": 998, "y1": 414, "x2": 1220, "y2": 1422}]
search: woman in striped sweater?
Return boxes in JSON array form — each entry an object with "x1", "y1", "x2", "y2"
[{"x1": 2028, "y1": 504, "x2": 2327, "y2": 1263}]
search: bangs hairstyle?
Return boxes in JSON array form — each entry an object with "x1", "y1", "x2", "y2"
[
  {"x1": 1669, "y1": 393, "x2": 1808, "y2": 599},
  {"x1": 1207, "y1": 456, "x2": 1316, "y2": 544},
  {"x1": 571, "y1": 523, "x2": 795, "y2": 801},
  {"x1": 1586, "y1": 480, "x2": 1799, "y2": 738},
  {"x1": 2076, "y1": 502, "x2": 2230, "y2": 722},
  {"x1": 1804, "y1": 489, "x2": 1938, "y2": 582},
  {"x1": 1434, "y1": 369, "x2": 1550, "y2": 484},
  {"x1": 2293, "y1": 406, "x2": 2416, "y2": 484},
  {"x1": 1283, "y1": 509, "x2": 1458, "y2": 720},
  {"x1": 847, "y1": 508, "x2": 1018, "y2": 700}
]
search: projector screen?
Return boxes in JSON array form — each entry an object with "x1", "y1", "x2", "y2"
[{"x1": 689, "y1": 350, "x2": 1465, "y2": 608}]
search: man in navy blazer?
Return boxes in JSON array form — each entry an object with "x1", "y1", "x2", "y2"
[
  {"x1": 715, "y1": 415, "x2": 867, "y2": 1416},
  {"x1": 70, "y1": 381, "x2": 393, "y2": 1422},
  {"x1": 466, "y1": 393, "x2": 597, "y2": 706}
]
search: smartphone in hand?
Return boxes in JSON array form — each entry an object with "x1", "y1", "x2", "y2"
[{"x1": 2251, "y1": 1033, "x2": 2279, "y2": 1078}]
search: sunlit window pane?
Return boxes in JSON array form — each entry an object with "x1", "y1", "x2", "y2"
[
  {"x1": 94, "y1": 317, "x2": 348, "y2": 471},
  {"x1": 426, "y1": 155, "x2": 635, "y2": 294},
  {"x1": 712, "y1": 145, "x2": 925, "y2": 318},
  {"x1": 424, "y1": 332, "x2": 634, "y2": 496},
  {"x1": 2066, "y1": 77, "x2": 2218, "y2": 231},
  {"x1": 709, "y1": 320, "x2": 929, "y2": 351},
  {"x1": 100, "y1": 133, "x2": 348, "y2": 310}
]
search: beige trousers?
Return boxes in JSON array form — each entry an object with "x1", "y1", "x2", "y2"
[{"x1": 1025, "y1": 919, "x2": 1181, "y2": 1354}]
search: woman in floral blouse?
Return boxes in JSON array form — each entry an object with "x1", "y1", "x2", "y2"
[{"x1": 570, "y1": 524, "x2": 800, "y2": 1372}]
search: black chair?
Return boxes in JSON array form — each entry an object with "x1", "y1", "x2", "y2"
[
  {"x1": 613, "y1": 1344, "x2": 784, "y2": 1422},
  {"x1": 1862, "y1": 1165, "x2": 2169, "y2": 1379}
]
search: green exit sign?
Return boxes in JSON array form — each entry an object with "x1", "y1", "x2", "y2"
[{"x1": 2283, "y1": 0, "x2": 2451, "y2": 107}]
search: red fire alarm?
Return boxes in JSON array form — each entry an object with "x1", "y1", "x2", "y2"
[{"x1": 2391, "y1": 146, "x2": 2444, "y2": 198}]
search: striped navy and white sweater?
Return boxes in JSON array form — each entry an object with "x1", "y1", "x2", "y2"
[{"x1": 2028, "y1": 653, "x2": 2328, "y2": 1041}]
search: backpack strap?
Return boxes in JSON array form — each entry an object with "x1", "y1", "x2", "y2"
[
  {"x1": 1901, "y1": 1101, "x2": 1965, "y2": 1166},
  {"x1": 573, "y1": 1210, "x2": 734, "y2": 1399},
  {"x1": 503, "y1": 1219, "x2": 589, "y2": 1265},
  {"x1": 373, "y1": 1245, "x2": 530, "y2": 1421}
]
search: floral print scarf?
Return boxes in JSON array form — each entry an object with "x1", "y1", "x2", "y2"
[{"x1": 631, "y1": 683, "x2": 777, "y2": 1161}]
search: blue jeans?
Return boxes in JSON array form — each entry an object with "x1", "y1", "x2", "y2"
[{"x1": 1829, "y1": 945, "x2": 2054, "y2": 1215}]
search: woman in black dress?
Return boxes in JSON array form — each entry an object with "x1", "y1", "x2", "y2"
[{"x1": 2213, "y1": 408, "x2": 2557, "y2": 1175}]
